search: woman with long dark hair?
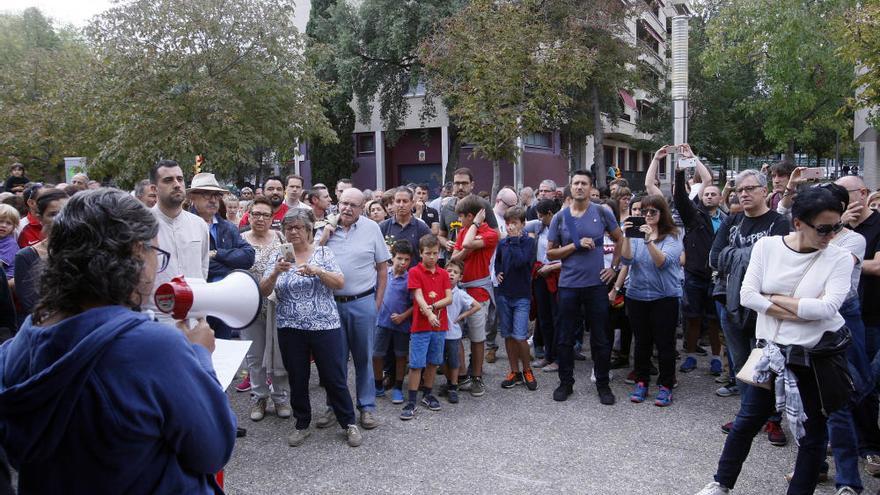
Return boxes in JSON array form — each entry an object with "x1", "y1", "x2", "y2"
[
  {"x1": 0, "y1": 188, "x2": 235, "y2": 494},
  {"x1": 696, "y1": 186, "x2": 852, "y2": 495},
  {"x1": 618, "y1": 194, "x2": 683, "y2": 407}
]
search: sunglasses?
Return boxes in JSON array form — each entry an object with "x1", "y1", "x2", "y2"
[
  {"x1": 644, "y1": 208, "x2": 660, "y2": 216},
  {"x1": 735, "y1": 185, "x2": 763, "y2": 194},
  {"x1": 801, "y1": 219, "x2": 843, "y2": 236}
]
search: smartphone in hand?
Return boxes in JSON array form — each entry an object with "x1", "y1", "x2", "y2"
[
  {"x1": 625, "y1": 217, "x2": 646, "y2": 238},
  {"x1": 679, "y1": 157, "x2": 697, "y2": 169},
  {"x1": 801, "y1": 167, "x2": 825, "y2": 180},
  {"x1": 279, "y1": 243, "x2": 295, "y2": 262}
]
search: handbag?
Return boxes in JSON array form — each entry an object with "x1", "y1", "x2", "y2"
[{"x1": 736, "y1": 252, "x2": 821, "y2": 389}]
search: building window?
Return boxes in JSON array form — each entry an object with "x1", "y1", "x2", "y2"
[
  {"x1": 617, "y1": 148, "x2": 627, "y2": 170},
  {"x1": 604, "y1": 145, "x2": 615, "y2": 168},
  {"x1": 404, "y1": 79, "x2": 426, "y2": 97},
  {"x1": 524, "y1": 132, "x2": 553, "y2": 149},
  {"x1": 629, "y1": 149, "x2": 639, "y2": 172},
  {"x1": 643, "y1": 151, "x2": 652, "y2": 172},
  {"x1": 358, "y1": 134, "x2": 375, "y2": 154}
]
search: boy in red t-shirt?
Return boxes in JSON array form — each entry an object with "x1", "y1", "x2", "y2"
[
  {"x1": 451, "y1": 195, "x2": 499, "y2": 397},
  {"x1": 402, "y1": 234, "x2": 452, "y2": 420}
]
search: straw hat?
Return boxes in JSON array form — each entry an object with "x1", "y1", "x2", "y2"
[{"x1": 187, "y1": 173, "x2": 226, "y2": 193}]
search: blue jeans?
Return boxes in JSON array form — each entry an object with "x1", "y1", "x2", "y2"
[
  {"x1": 827, "y1": 406, "x2": 863, "y2": 491},
  {"x1": 556, "y1": 285, "x2": 611, "y2": 388},
  {"x1": 714, "y1": 365, "x2": 827, "y2": 494},
  {"x1": 855, "y1": 323, "x2": 880, "y2": 456},
  {"x1": 277, "y1": 327, "x2": 356, "y2": 430},
  {"x1": 336, "y1": 296, "x2": 377, "y2": 412},
  {"x1": 496, "y1": 295, "x2": 530, "y2": 340}
]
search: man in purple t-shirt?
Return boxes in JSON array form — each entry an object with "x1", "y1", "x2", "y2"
[{"x1": 547, "y1": 170, "x2": 623, "y2": 405}]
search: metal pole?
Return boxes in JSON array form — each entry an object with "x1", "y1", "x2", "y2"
[{"x1": 671, "y1": 15, "x2": 690, "y2": 189}]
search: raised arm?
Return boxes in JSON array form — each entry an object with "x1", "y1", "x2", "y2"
[{"x1": 644, "y1": 145, "x2": 668, "y2": 197}]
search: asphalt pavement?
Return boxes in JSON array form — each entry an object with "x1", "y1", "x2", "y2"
[{"x1": 223, "y1": 346, "x2": 880, "y2": 495}]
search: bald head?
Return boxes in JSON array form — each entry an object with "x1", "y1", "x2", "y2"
[
  {"x1": 338, "y1": 187, "x2": 365, "y2": 227},
  {"x1": 495, "y1": 188, "x2": 517, "y2": 213},
  {"x1": 836, "y1": 176, "x2": 869, "y2": 206}
]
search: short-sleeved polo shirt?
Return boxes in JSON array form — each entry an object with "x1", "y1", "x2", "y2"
[
  {"x1": 408, "y1": 263, "x2": 451, "y2": 332},
  {"x1": 325, "y1": 216, "x2": 392, "y2": 296}
]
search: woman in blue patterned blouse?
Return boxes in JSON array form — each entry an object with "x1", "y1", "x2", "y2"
[{"x1": 260, "y1": 209, "x2": 362, "y2": 448}]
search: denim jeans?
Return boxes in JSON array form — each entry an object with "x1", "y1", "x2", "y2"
[
  {"x1": 827, "y1": 405, "x2": 863, "y2": 491},
  {"x1": 241, "y1": 315, "x2": 289, "y2": 404},
  {"x1": 336, "y1": 296, "x2": 377, "y2": 412},
  {"x1": 277, "y1": 327, "x2": 356, "y2": 430},
  {"x1": 714, "y1": 365, "x2": 827, "y2": 494},
  {"x1": 533, "y1": 277, "x2": 559, "y2": 363},
  {"x1": 496, "y1": 294, "x2": 530, "y2": 340},
  {"x1": 855, "y1": 323, "x2": 880, "y2": 456},
  {"x1": 556, "y1": 285, "x2": 611, "y2": 388},
  {"x1": 626, "y1": 296, "x2": 679, "y2": 389},
  {"x1": 716, "y1": 301, "x2": 780, "y2": 423}
]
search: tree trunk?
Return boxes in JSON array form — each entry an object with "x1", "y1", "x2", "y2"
[
  {"x1": 446, "y1": 124, "x2": 461, "y2": 184},
  {"x1": 592, "y1": 85, "x2": 607, "y2": 188},
  {"x1": 491, "y1": 159, "x2": 500, "y2": 202},
  {"x1": 785, "y1": 140, "x2": 796, "y2": 163}
]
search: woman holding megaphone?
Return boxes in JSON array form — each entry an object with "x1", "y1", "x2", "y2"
[
  {"x1": 0, "y1": 189, "x2": 236, "y2": 494},
  {"x1": 259, "y1": 208, "x2": 364, "y2": 448}
]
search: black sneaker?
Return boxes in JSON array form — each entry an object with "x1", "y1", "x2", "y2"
[
  {"x1": 694, "y1": 345, "x2": 709, "y2": 356},
  {"x1": 610, "y1": 357, "x2": 630, "y2": 369},
  {"x1": 501, "y1": 371, "x2": 524, "y2": 389},
  {"x1": 447, "y1": 389, "x2": 459, "y2": 404},
  {"x1": 598, "y1": 387, "x2": 616, "y2": 406},
  {"x1": 421, "y1": 394, "x2": 441, "y2": 411},
  {"x1": 553, "y1": 383, "x2": 573, "y2": 402},
  {"x1": 400, "y1": 402, "x2": 417, "y2": 420}
]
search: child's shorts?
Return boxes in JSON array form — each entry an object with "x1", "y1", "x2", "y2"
[{"x1": 409, "y1": 331, "x2": 445, "y2": 369}]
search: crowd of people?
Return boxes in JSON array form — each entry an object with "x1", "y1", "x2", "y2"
[{"x1": 0, "y1": 148, "x2": 880, "y2": 494}]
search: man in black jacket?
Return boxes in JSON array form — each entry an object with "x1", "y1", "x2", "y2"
[{"x1": 672, "y1": 147, "x2": 725, "y2": 377}]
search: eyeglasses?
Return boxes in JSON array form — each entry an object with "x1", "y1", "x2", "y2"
[
  {"x1": 250, "y1": 212, "x2": 272, "y2": 219},
  {"x1": 144, "y1": 241, "x2": 170, "y2": 273},
  {"x1": 801, "y1": 219, "x2": 843, "y2": 236},
  {"x1": 339, "y1": 201, "x2": 362, "y2": 210},
  {"x1": 500, "y1": 197, "x2": 516, "y2": 208},
  {"x1": 735, "y1": 185, "x2": 764, "y2": 194},
  {"x1": 453, "y1": 181, "x2": 471, "y2": 187},
  {"x1": 644, "y1": 208, "x2": 660, "y2": 216}
]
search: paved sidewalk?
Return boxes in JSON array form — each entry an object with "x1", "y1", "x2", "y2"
[{"x1": 223, "y1": 351, "x2": 880, "y2": 495}]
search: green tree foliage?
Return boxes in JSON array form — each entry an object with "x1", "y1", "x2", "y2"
[
  {"x1": 639, "y1": 4, "x2": 772, "y2": 167},
  {"x1": 86, "y1": 0, "x2": 335, "y2": 186},
  {"x1": 328, "y1": 0, "x2": 465, "y2": 142},
  {"x1": 305, "y1": 0, "x2": 357, "y2": 187},
  {"x1": 702, "y1": 0, "x2": 855, "y2": 160},
  {"x1": 839, "y1": 1, "x2": 880, "y2": 127},
  {"x1": 420, "y1": 0, "x2": 596, "y2": 198},
  {"x1": 0, "y1": 8, "x2": 96, "y2": 181}
]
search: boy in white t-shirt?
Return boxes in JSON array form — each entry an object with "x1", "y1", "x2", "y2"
[{"x1": 441, "y1": 260, "x2": 481, "y2": 403}]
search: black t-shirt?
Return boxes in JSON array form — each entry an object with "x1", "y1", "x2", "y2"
[
  {"x1": 418, "y1": 206, "x2": 440, "y2": 228},
  {"x1": 855, "y1": 211, "x2": 880, "y2": 325},
  {"x1": 3, "y1": 176, "x2": 29, "y2": 193},
  {"x1": 709, "y1": 209, "x2": 791, "y2": 268}
]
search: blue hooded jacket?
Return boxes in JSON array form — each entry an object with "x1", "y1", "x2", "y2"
[{"x1": 0, "y1": 306, "x2": 236, "y2": 494}]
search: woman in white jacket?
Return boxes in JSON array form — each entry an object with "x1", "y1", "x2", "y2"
[{"x1": 697, "y1": 186, "x2": 852, "y2": 495}]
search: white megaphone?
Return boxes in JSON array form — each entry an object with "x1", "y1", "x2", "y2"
[{"x1": 153, "y1": 270, "x2": 262, "y2": 329}]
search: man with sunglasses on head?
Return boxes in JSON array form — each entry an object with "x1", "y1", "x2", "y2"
[
  {"x1": 527, "y1": 180, "x2": 558, "y2": 221},
  {"x1": 145, "y1": 160, "x2": 210, "y2": 325},
  {"x1": 709, "y1": 168, "x2": 791, "y2": 446},
  {"x1": 481, "y1": 188, "x2": 518, "y2": 362}
]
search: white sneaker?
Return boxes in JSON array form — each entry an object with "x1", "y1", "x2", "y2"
[
  {"x1": 695, "y1": 482, "x2": 729, "y2": 495},
  {"x1": 346, "y1": 424, "x2": 363, "y2": 447},
  {"x1": 590, "y1": 367, "x2": 613, "y2": 383}
]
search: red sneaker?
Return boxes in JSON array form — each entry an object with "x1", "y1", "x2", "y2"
[
  {"x1": 235, "y1": 375, "x2": 251, "y2": 393},
  {"x1": 765, "y1": 420, "x2": 788, "y2": 446},
  {"x1": 721, "y1": 421, "x2": 733, "y2": 434}
]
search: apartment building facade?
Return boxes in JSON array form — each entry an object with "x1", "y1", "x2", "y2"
[{"x1": 351, "y1": 0, "x2": 691, "y2": 193}]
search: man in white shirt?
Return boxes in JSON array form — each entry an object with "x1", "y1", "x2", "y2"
[
  {"x1": 285, "y1": 174, "x2": 308, "y2": 210},
  {"x1": 484, "y1": 188, "x2": 517, "y2": 362},
  {"x1": 145, "y1": 160, "x2": 210, "y2": 324}
]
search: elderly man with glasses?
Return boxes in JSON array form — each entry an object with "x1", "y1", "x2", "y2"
[
  {"x1": 527, "y1": 179, "x2": 558, "y2": 220},
  {"x1": 316, "y1": 187, "x2": 390, "y2": 431},
  {"x1": 482, "y1": 187, "x2": 519, "y2": 362},
  {"x1": 709, "y1": 168, "x2": 792, "y2": 446}
]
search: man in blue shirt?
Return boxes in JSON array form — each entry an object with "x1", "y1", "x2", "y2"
[
  {"x1": 319, "y1": 188, "x2": 391, "y2": 431},
  {"x1": 547, "y1": 170, "x2": 623, "y2": 405},
  {"x1": 379, "y1": 187, "x2": 432, "y2": 267}
]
